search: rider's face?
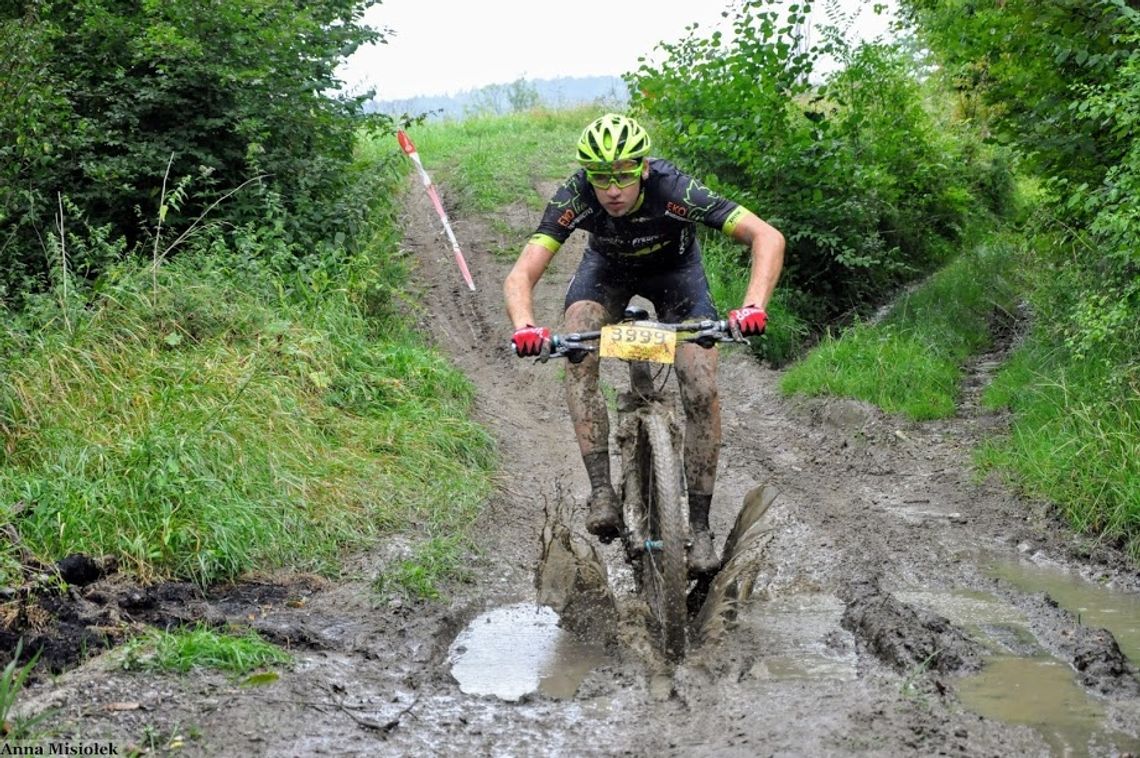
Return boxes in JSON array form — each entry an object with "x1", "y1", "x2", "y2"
[{"x1": 590, "y1": 161, "x2": 646, "y2": 217}]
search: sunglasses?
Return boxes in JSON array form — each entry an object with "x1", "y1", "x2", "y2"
[{"x1": 584, "y1": 160, "x2": 644, "y2": 189}]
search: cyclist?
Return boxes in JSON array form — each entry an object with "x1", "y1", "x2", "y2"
[{"x1": 504, "y1": 113, "x2": 784, "y2": 575}]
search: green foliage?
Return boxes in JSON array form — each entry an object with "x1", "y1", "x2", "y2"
[
  {"x1": 121, "y1": 625, "x2": 291, "y2": 674},
  {"x1": 900, "y1": 0, "x2": 1130, "y2": 192},
  {"x1": 902, "y1": 0, "x2": 1139, "y2": 370},
  {"x1": 1, "y1": 642, "x2": 53, "y2": 741},
  {"x1": 781, "y1": 239, "x2": 1019, "y2": 419},
  {"x1": 0, "y1": 0, "x2": 388, "y2": 301},
  {"x1": 701, "y1": 233, "x2": 809, "y2": 366},
  {"x1": 0, "y1": 163, "x2": 495, "y2": 586},
  {"x1": 977, "y1": 235, "x2": 1140, "y2": 553},
  {"x1": 782, "y1": 327, "x2": 959, "y2": 420},
  {"x1": 630, "y1": 0, "x2": 1011, "y2": 323},
  {"x1": 979, "y1": 339, "x2": 1140, "y2": 555},
  {"x1": 905, "y1": 0, "x2": 1140, "y2": 547}
]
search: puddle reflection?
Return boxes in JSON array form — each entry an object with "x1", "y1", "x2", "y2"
[{"x1": 448, "y1": 603, "x2": 606, "y2": 701}]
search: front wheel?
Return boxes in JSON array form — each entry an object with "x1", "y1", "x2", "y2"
[{"x1": 636, "y1": 412, "x2": 688, "y2": 662}]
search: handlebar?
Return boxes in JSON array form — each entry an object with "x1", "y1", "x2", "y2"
[{"x1": 540, "y1": 318, "x2": 740, "y2": 361}]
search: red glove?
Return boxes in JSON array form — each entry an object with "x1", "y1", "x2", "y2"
[
  {"x1": 728, "y1": 305, "x2": 768, "y2": 338},
  {"x1": 511, "y1": 325, "x2": 551, "y2": 357}
]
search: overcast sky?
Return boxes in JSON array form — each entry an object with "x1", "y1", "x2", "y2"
[{"x1": 337, "y1": 0, "x2": 898, "y2": 101}]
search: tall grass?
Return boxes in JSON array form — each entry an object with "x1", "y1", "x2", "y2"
[
  {"x1": 978, "y1": 314, "x2": 1140, "y2": 554},
  {"x1": 0, "y1": 166, "x2": 494, "y2": 588},
  {"x1": 779, "y1": 238, "x2": 1019, "y2": 419}
]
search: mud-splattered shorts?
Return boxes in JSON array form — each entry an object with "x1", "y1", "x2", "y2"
[{"x1": 563, "y1": 245, "x2": 718, "y2": 322}]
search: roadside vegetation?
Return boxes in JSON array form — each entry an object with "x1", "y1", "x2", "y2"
[
  {"x1": 899, "y1": 0, "x2": 1140, "y2": 553},
  {"x1": 781, "y1": 238, "x2": 1020, "y2": 420},
  {"x1": 0, "y1": 0, "x2": 494, "y2": 603},
  {"x1": 121, "y1": 625, "x2": 291, "y2": 675},
  {"x1": 628, "y1": 0, "x2": 1139, "y2": 554},
  {"x1": 378, "y1": 108, "x2": 595, "y2": 250}
]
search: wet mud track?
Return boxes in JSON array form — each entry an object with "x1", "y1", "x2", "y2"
[{"x1": 11, "y1": 179, "x2": 1140, "y2": 756}]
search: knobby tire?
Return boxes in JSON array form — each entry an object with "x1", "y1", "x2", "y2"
[{"x1": 638, "y1": 412, "x2": 688, "y2": 662}]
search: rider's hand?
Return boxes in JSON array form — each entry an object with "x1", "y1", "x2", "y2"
[
  {"x1": 511, "y1": 324, "x2": 551, "y2": 357},
  {"x1": 728, "y1": 305, "x2": 767, "y2": 339}
]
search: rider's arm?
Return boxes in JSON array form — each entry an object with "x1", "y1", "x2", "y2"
[
  {"x1": 725, "y1": 209, "x2": 784, "y2": 310},
  {"x1": 504, "y1": 242, "x2": 556, "y2": 329}
]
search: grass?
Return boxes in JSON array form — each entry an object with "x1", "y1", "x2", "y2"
[
  {"x1": 977, "y1": 337, "x2": 1140, "y2": 554},
  {"x1": 779, "y1": 238, "x2": 1019, "y2": 419},
  {"x1": 363, "y1": 107, "x2": 595, "y2": 251},
  {"x1": 1, "y1": 642, "x2": 53, "y2": 741},
  {"x1": 373, "y1": 534, "x2": 473, "y2": 600},
  {"x1": 121, "y1": 625, "x2": 291, "y2": 674},
  {"x1": 0, "y1": 154, "x2": 495, "y2": 591}
]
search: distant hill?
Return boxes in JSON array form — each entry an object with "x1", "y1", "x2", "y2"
[{"x1": 367, "y1": 75, "x2": 630, "y2": 120}]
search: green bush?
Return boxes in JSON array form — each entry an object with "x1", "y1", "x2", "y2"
[
  {"x1": 0, "y1": 0, "x2": 387, "y2": 301},
  {"x1": 630, "y1": 0, "x2": 1011, "y2": 323}
]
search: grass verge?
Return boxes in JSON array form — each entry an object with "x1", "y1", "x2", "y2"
[
  {"x1": 778, "y1": 238, "x2": 1019, "y2": 419},
  {"x1": 121, "y1": 625, "x2": 290, "y2": 675},
  {"x1": 0, "y1": 148, "x2": 495, "y2": 593},
  {"x1": 978, "y1": 321, "x2": 1140, "y2": 554}
]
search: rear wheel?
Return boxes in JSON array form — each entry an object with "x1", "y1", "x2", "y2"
[{"x1": 636, "y1": 412, "x2": 688, "y2": 662}]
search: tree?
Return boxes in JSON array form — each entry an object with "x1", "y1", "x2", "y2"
[{"x1": 0, "y1": 0, "x2": 387, "y2": 300}]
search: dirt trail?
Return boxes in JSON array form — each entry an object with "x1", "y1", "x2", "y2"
[{"x1": 17, "y1": 179, "x2": 1140, "y2": 756}]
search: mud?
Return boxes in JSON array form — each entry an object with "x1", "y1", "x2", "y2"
[
  {"x1": 839, "y1": 577, "x2": 985, "y2": 676},
  {"x1": 7, "y1": 176, "x2": 1140, "y2": 756}
]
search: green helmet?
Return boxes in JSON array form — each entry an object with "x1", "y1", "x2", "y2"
[{"x1": 576, "y1": 113, "x2": 651, "y2": 165}]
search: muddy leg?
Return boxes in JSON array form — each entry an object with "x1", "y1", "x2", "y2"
[
  {"x1": 564, "y1": 301, "x2": 621, "y2": 538},
  {"x1": 674, "y1": 343, "x2": 721, "y2": 514},
  {"x1": 675, "y1": 343, "x2": 722, "y2": 574},
  {"x1": 564, "y1": 300, "x2": 609, "y2": 467}
]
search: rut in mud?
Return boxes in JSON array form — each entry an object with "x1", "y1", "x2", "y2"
[{"x1": 9, "y1": 178, "x2": 1140, "y2": 757}]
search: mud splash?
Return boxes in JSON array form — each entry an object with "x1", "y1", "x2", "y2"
[
  {"x1": 533, "y1": 482, "x2": 779, "y2": 667},
  {"x1": 447, "y1": 603, "x2": 607, "y2": 701},
  {"x1": 733, "y1": 592, "x2": 858, "y2": 682}
]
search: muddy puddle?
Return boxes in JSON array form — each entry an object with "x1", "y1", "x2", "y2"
[
  {"x1": 989, "y1": 557, "x2": 1140, "y2": 663},
  {"x1": 898, "y1": 575, "x2": 1140, "y2": 755},
  {"x1": 958, "y1": 656, "x2": 1140, "y2": 757},
  {"x1": 448, "y1": 603, "x2": 607, "y2": 701},
  {"x1": 734, "y1": 593, "x2": 858, "y2": 682}
]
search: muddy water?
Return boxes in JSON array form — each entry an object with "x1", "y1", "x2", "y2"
[
  {"x1": 899, "y1": 577, "x2": 1140, "y2": 756},
  {"x1": 448, "y1": 603, "x2": 607, "y2": 701},
  {"x1": 734, "y1": 593, "x2": 858, "y2": 682},
  {"x1": 958, "y1": 656, "x2": 1139, "y2": 757},
  {"x1": 990, "y1": 557, "x2": 1140, "y2": 663}
]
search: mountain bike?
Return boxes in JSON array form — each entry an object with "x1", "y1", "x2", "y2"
[{"x1": 539, "y1": 307, "x2": 738, "y2": 662}]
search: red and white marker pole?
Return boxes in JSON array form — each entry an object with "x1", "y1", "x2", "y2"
[{"x1": 397, "y1": 130, "x2": 476, "y2": 292}]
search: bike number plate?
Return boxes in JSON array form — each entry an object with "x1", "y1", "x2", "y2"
[{"x1": 599, "y1": 324, "x2": 677, "y2": 364}]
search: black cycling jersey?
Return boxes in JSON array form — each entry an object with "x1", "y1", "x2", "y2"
[{"x1": 529, "y1": 159, "x2": 748, "y2": 265}]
